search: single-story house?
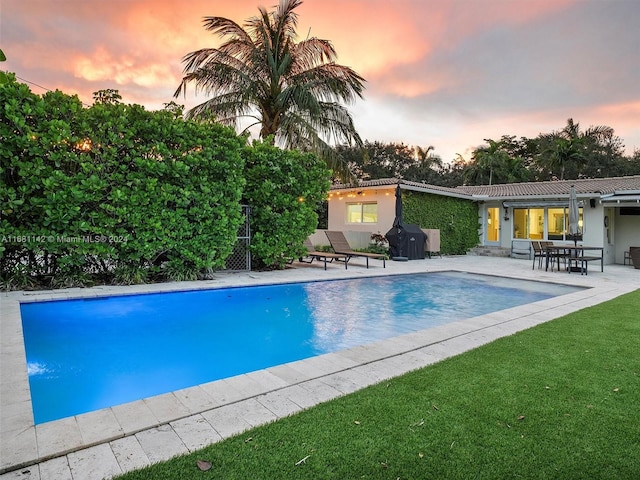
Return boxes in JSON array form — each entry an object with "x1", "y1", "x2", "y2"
[{"x1": 325, "y1": 175, "x2": 640, "y2": 265}]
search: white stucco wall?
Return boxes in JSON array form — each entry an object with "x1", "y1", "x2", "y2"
[
  {"x1": 613, "y1": 209, "x2": 640, "y2": 264},
  {"x1": 581, "y1": 204, "x2": 604, "y2": 247},
  {"x1": 326, "y1": 187, "x2": 397, "y2": 236}
]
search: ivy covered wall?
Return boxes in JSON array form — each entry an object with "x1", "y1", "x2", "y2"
[{"x1": 402, "y1": 191, "x2": 479, "y2": 255}]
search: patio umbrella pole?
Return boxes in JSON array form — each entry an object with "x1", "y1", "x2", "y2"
[
  {"x1": 391, "y1": 184, "x2": 408, "y2": 261},
  {"x1": 568, "y1": 185, "x2": 581, "y2": 272}
]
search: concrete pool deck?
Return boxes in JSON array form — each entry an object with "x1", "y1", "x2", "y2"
[{"x1": 1, "y1": 255, "x2": 639, "y2": 479}]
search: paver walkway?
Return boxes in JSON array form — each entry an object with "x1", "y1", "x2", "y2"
[{"x1": 2, "y1": 255, "x2": 639, "y2": 479}]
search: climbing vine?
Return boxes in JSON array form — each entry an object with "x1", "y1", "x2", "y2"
[{"x1": 402, "y1": 191, "x2": 479, "y2": 255}]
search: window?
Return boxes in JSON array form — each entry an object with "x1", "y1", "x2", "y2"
[
  {"x1": 547, "y1": 208, "x2": 566, "y2": 240},
  {"x1": 512, "y1": 207, "x2": 543, "y2": 240},
  {"x1": 347, "y1": 202, "x2": 378, "y2": 223},
  {"x1": 512, "y1": 206, "x2": 583, "y2": 240}
]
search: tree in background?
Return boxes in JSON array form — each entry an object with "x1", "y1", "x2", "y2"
[
  {"x1": 404, "y1": 145, "x2": 446, "y2": 184},
  {"x1": 441, "y1": 122, "x2": 632, "y2": 186},
  {"x1": 334, "y1": 120, "x2": 634, "y2": 188},
  {"x1": 174, "y1": 0, "x2": 365, "y2": 179},
  {"x1": 162, "y1": 101, "x2": 185, "y2": 119},
  {"x1": 464, "y1": 138, "x2": 530, "y2": 185},
  {"x1": 93, "y1": 89, "x2": 122, "y2": 105},
  {"x1": 464, "y1": 139, "x2": 506, "y2": 185},
  {"x1": 438, "y1": 154, "x2": 467, "y2": 187},
  {"x1": 336, "y1": 141, "x2": 446, "y2": 184},
  {"x1": 627, "y1": 149, "x2": 640, "y2": 175},
  {"x1": 535, "y1": 118, "x2": 617, "y2": 180}
]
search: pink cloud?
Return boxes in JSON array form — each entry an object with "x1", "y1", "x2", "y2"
[
  {"x1": 72, "y1": 46, "x2": 177, "y2": 88},
  {"x1": 294, "y1": 1, "x2": 431, "y2": 77},
  {"x1": 3, "y1": 0, "x2": 638, "y2": 159}
]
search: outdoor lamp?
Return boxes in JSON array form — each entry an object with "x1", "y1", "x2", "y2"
[{"x1": 503, "y1": 206, "x2": 509, "y2": 221}]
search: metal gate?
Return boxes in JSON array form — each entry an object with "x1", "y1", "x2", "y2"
[{"x1": 224, "y1": 205, "x2": 251, "y2": 271}]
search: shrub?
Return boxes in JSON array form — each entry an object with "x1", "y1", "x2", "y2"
[
  {"x1": 1, "y1": 76, "x2": 245, "y2": 288},
  {"x1": 242, "y1": 141, "x2": 331, "y2": 269}
]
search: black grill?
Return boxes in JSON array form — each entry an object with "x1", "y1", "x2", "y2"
[{"x1": 385, "y1": 223, "x2": 427, "y2": 260}]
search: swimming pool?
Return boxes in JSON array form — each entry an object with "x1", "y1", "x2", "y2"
[{"x1": 21, "y1": 271, "x2": 583, "y2": 424}]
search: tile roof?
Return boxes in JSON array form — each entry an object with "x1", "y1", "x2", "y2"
[
  {"x1": 456, "y1": 175, "x2": 640, "y2": 198},
  {"x1": 331, "y1": 176, "x2": 640, "y2": 200},
  {"x1": 330, "y1": 178, "x2": 467, "y2": 197},
  {"x1": 331, "y1": 178, "x2": 400, "y2": 190}
]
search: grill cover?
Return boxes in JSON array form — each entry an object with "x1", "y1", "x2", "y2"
[{"x1": 385, "y1": 223, "x2": 427, "y2": 260}]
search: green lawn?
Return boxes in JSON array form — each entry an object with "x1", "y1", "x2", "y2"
[{"x1": 115, "y1": 289, "x2": 640, "y2": 480}]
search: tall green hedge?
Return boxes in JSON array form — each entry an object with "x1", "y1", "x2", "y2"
[
  {"x1": 1, "y1": 76, "x2": 334, "y2": 288},
  {"x1": 242, "y1": 141, "x2": 331, "y2": 270},
  {"x1": 1, "y1": 76, "x2": 246, "y2": 288},
  {"x1": 402, "y1": 191, "x2": 479, "y2": 254}
]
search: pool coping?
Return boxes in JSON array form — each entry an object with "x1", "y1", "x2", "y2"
[{"x1": 2, "y1": 256, "x2": 639, "y2": 478}]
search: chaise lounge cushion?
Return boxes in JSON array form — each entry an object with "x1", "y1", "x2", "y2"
[
  {"x1": 325, "y1": 231, "x2": 386, "y2": 268},
  {"x1": 299, "y1": 238, "x2": 349, "y2": 270}
]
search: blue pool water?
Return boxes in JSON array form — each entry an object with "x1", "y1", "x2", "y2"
[{"x1": 21, "y1": 272, "x2": 582, "y2": 424}]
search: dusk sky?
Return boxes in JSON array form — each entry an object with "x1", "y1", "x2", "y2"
[{"x1": 2, "y1": 0, "x2": 639, "y2": 163}]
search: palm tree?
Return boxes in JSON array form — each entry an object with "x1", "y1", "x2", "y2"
[
  {"x1": 406, "y1": 145, "x2": 444, "y2": 184},
  {"x1": 464, "y1": 139, "x2": 510, "y2": 185},
  {"x1": 539, "y1": 118, "x2": 614, "y2": 180},
  {"x1": 174, "y1": 0, "x2": 365, "y2": 178}
]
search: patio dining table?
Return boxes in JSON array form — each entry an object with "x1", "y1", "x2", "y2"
[{"x1": 544, "y1": 245, "x2": 604, "y2": 275}]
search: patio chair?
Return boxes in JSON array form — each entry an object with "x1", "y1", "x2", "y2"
[
  {"x1": 298, "y1": 238, "x2": 349, "y2": 270},
  {"x1": 531, "y1": 241, "x2": 545, "y2": 270},
  {"x1": 325, "y1": 231, "x2": 386, "y2": 268},
  {"x1": 541, "y1": 241, "x2": 565, "y2": 272}
]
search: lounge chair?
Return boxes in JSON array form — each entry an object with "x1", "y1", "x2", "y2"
[
  {"x1": 325, "y1": 231, "x2": 386, "y2": 268},
  {"x1": 298, "y1": 238, "x2": 349, "y2": 270}
]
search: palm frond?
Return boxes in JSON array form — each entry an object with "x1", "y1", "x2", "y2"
[
  {"x1": 273, "y1": 0, "x2": 301, "y2": 45},
  {"x1": 584, "y1": 125, "x2": 614, "y2": 140},
  {"x1": 289, "y1": 63, "x2": 365, "y2": 103},
  {"x1": 277, "y1": 111, "x2": 354, "y2": 181},
  {"x1": 202, "y1": 16, "x2": 252, "y2": 43},
  {"x1": 290, "y1": 37, "x2": 338, "y2": 68}
]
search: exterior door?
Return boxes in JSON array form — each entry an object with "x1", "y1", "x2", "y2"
[{"x1": 486, "y1": 207, "x2": 500, "y2": 245}]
